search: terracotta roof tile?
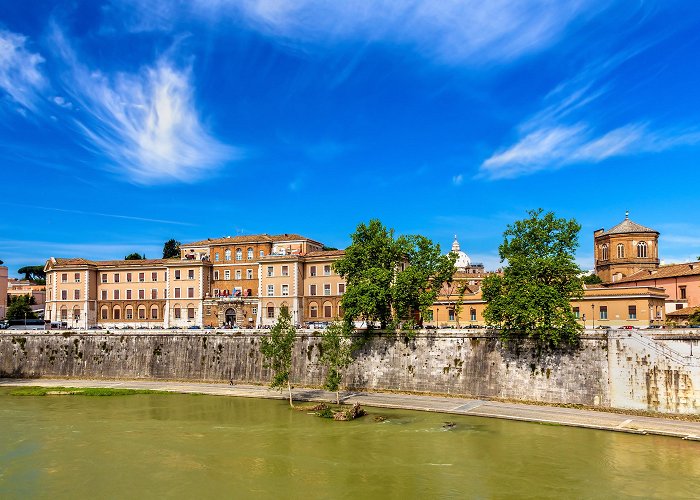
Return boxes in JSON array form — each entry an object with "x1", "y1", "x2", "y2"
[
  {"x1": 601, "y1": 216, "x2": 658, "y2": 236},
  {"x1": 182, "y1": 233, "x2": 321, "y2": 247},
  {"x1": 612, "y1": 262, "x2": 700, "y2": 284},
  {"x1": 667, "y1": 306, "x2": 700, "y2": 317},
  {"x1": 305, "y1": 250, "x2": 346, "y2": 258},
  {"x1": 50, "y1": 257, "x2": 181, "y2": 268}
]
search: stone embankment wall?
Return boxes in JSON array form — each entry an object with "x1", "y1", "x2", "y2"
[{"x1": 1, "y1": 330, "x2": 699, "y2": 413}]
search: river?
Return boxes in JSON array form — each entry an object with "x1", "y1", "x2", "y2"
[{"x1": 1, "y1": 389, "x2": 699, "y2": 499}]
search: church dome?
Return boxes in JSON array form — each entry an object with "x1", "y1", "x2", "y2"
[{"x1": 451, "y1": 236, "x2": 471, "y2": 270}]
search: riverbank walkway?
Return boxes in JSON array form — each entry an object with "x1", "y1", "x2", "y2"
[{"x1": 2, "y1": 378, "x2": 700, "y2": 441}]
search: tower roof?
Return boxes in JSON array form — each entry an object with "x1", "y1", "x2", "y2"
[{"x1": 601, "y1": 211, "x2": 658, "y2": 236}]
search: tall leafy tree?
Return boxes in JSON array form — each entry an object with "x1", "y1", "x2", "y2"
[
  {"x1": 334, "y1": 219, "x2": 455, "y2": 330},
  {"x1": 319, "y1": 322, "x2": 355, "y2": 404},
  {"x1": 260, "y1": 306, "x2": 297, "y2": 406},
  {"x1": 482, "y1": 209, "x2": 584, "y2": 348},
  {"x1": 6, "y1": 295, "x2": 37, "y2": 321},
  {"x1": 582, "y1": 274, "x2": 603, "y2": 285},
  {"x1": 17, "y1": 265, "x2": 46, "y2": 284},
  {"x1": 162, "y1": 239, "x2": 181, "y2": 259},
  {"x1": 125, "y1": 253, "x2": 146, "y2": 260}
]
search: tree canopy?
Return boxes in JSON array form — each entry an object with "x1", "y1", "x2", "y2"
[
  {"x1": 17, "y1": 265, "x2": 46, "y2": 284},
  {"x1": 162, "y1": 239, "x2": 181, "y2": 259},
  {"x1": 482, "y1": 209, "x2": 584, "y2": 348},
  {"x1": 582, "y1": 274, "x2": 603, "y2": 285},
  {"x1": 259, "y1": 305, "x2": 297, "y2": 406},
  {"x1": 125, "y1": 253, "x2": 146, "y2": 260},
  {"x1": 5, "y1": 295, "x2": 37, "y2": 321},
  {"x1": 333, "y1": 219, "x2": 455, "y2": 330}
]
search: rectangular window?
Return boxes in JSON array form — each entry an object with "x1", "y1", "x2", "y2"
[
  {"x1": 310, "y1": 305, "x2": 318, "y2": 318},
  {"x1": 74, "y1": 273, "x2": 80, "y2": 283},
  {"x1": 102, "y1": 273, "x2": 107, "y2": 283},
  {"x1": 61, "y1": 273, "x2": 68, "y2": 283},
  {"x1": 114, "y1": 273, "x2": 120, "y2": 283},
  {"x1": 281, "y1": 265, "x2": 289, "y2": 276},
  {"x1": 174, "y1": 288, "x2": 181, "y2": 298},
  {"x1": 680, "y1": 287, "x2": 687, "y2": 300},
  {"x1": 174, "y1": 307, "x2": 181, "y2": 319},
  {"x1": 252, "y1": 306, "x2": 257, "y2": 315},
  {"x1": 188, "y1": 270, "x2": 195, "y2": 280},
  {"x1": 247, "y1": 269, "x2": 253, "y2": 279},
  {"x1": 282, "y1": 284, "x2": 289, "y2": 296},
  {"x1": 310, "y1": 266, "x2": 317, "y2": 277},
  {"x1": 151, "y1": 272, "x2": 157, "y2": 282},
  {"x1": 224, "y1": 270, "x2": 230, "y2": 280},
  {"x1": 151, "y1": 289, "x2": 157, "y2": 299},
  {"x1": 235, "y1": 270, "x2": 241, "y2": 280},
  {"x1": 101, "y1": 290, "x2": 107, "y2": 300},
  {"x1": 338, "y1": 283, "x2": 345, "y2": 294},
  {"x1": 114, "y1": 290, "x2": 120, "y2": 300},
  {"x1": 324, "y1": 304, "x2": 332, "y2": 317},
  {"x1": 628, "y1": 305, "x2": 637, "y2": 320},
  {"x1": 267, "y1": 306, "x2": 275, "y2": 318},
  {"x1": 126, "y1": 289, "x2": 132, "y2": 300},
  {"x1": 259, "y1": 250, "x2": 264, "y2": 257},
  {"x1": 449, "y1": 309, "x2": 455, "y2": 321},
  {"x1": 572, "y1": 307, "x2": 580, "y2": 319},
  {"x1": 600, "y1": 306, "x2": 608, "y2": 320},
  {"x1": 175, "y1": 270, "x2": 181, "y2": 280},
  {"x1": 61, "y1": 290, "x2": 67, "y2": 300},
  {"x1": 214, "y1": 270, "x2": 220, "y2": 280},
  {"x1": 126, "y1": 272, "x2": 132, "y2": 282},
  {"x1": 310, "y1": 284, "x2": 317, "y2": 296},
  {"x1": 267, "y1": 284, "x2": 274, "y2": 296},
  {"x1": 101, "y1": 308, "x2": 108, "y2": 320},
  {"x1": 188, "y1": 287, "x2": 194, "y2": 298},
  {"x1": 188, "y1": 307, "x2": 195, "y2": 319},
  {"x1": 114, "y1": 309, "x2": 121, "y2": 320},
  {"x1": 126, "y1": 308, "x2": 133, "y2": 320},
  {"x1": 61, "y1": 309, "x2": 68, "y2": 320},
  {"x1": 138, "y1": 289, "x2": 145, "y2": 300},
  {"x1": 138, "y1": 308, "x2": 146, "y2": 320},
  {"x1": 215, "y1": 253, "x2": 220, "y2": 262},
  {"x1": 324, "y1": 284, "x2": 331, "y2": 296},
  {"x1": 139, "y1": 272, "x2": 145, "y2": 282},
  {"x1": 74, "y1": 290, "x2": 80, "y2": 300},
  {"x1": 470, "y1": 309, "x2": 477, "y2": 321},
  {"x1": 323, "y1": 265, "x2": 331, "y2": 276},
  {"x1": 267, "y1": 266, "x2": 274, "y2": 277}
]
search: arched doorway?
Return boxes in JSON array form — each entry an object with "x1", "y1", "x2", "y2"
[{"x1": 225, "y1": 308, "x2": 236, "y2": 327}]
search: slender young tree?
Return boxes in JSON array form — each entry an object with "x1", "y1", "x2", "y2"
[
  {"x1": 260, "y1": 306, "x2": 297, "y2": 406},
  {"x1": 319, "y1": 322, "x2": 355, "y2": 404},
  {"x1": 482, "y1": 209, "x2": 584, "y2": 348}
]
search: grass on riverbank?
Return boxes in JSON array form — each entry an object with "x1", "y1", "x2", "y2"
[{"x1": 9, "y1": 386, "x2": 171, "y2": 396}]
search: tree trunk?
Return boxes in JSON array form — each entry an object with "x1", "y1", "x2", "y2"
[
  {"x1": 336, "y1": 390, "x2": 340, "y2": 405},
  {"x1": 287, "y1": 380, "x2": 293, "y2": 407}
]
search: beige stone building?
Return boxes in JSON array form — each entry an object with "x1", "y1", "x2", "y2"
[
  {"x1": 7, "y1": 279, "x2": 46, "y2": 313},
  {"x1": 0, "y1": 265, "x2": 7, "y2": 319}
]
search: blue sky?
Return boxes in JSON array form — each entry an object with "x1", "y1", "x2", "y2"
[{"x1": 2, "y1": 1, "x2": 700, "y2": 277}]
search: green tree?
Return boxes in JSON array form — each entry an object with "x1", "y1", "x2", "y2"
[
  {"x1": 689, "y1": 309, "x2": 700, "y2": 326},
  {"x1": 482, "y1": 209, "x2": 584, "y2": 348},
  {"x1": 162, "y1": 239, "x2": 181, "y2": 259},
  {"x1": 260, "y1": 305, "x2": 297, "y2": 406},
  {"x1": 125, "y1": 253, "x2": 146, "y2": 260},
  {"x1": 334, "y1": 220, "x2": 455, "y2": 330},
  {"x1": 17, "y1": 265, "x2": 46, "y2": 284},
  {"x1": 6, "y1": 295, "x2": 37, "y2": 321},
  {"x1": 319, "y1": 322, "x2": 355, "y2": 404},
  {"x1": 582, "y1": 274, "x2": 603, "y2": 285},
  {"x1": 0, "y1": 259, "x2": 4, "y2": 265}
]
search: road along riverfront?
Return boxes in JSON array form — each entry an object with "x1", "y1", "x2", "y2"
[{"x1": 2, "y1": 378, "x2": 699, "y2": 441}]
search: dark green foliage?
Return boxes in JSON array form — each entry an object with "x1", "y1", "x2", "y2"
[
  {"x1": 319, "y1": 322, "x2": 355, "y2": 404},
  {"x1": 260, "y1": 306, "x2": 297, "y2": 406},
  {"x1": 333, "y1": 219, "x2": 455, "y2": 330},
  {"x1": 162, "y1": 239, "x2": 181, "y2": 259},
  {"x1": 17, "y1": 265, "x2": 45, "y2": 284},
  {"x1": 125, "y1": 253, "x2": 146, "y2": 260},
  {"x1": 6, "y1": 295, "x2": 37, "y2": 321},
  {"x1": 482, "y1": 209, "x2": 584, "y2": 348},
  {"x1": 689, "y1": 310, "x2": 700, "y2": 326},
  {"x1": 582, "y1": 274, "x2": 603, "y2": 285},
  {"x1": 322, "y1": 245, "x2": 339, "y2": 251}
]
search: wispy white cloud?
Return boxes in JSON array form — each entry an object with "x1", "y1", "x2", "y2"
[
  {"x1": 115, "y1": 0, "x2": 606, "y2": 65},
  {"x1": 52, "y1": 35, "x2": 239, "y2": 184},
  {"x1": 452, "y1": 173, "x2": 463, "y2": 186},
  {"x1": 0, "y1": 29, "x2": 47, "y2": 112}
]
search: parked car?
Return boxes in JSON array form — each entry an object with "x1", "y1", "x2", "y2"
[
  {"x1": 596, "y1": 325, "x2": 610, "y2": 329},
  {"x1": 188, "y1": 325, "x2": 201, "y2": 330},
  {"x1": 620, "y1": 325, "x2": 634, "y2": 330}
]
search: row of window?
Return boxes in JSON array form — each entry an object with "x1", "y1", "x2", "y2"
[
  {"x1": 600, "y1": 241, "x2": 649, "y2": 260},
  {"x1": 214, "y1": 269, "x2": 254, "y2": 280},
  {"x1": 573, "y1": 305, "x2": 643, "y2": 320},
  {"x1": 99, "y1": 305, "x2": 196, "y2": 320},
  {"x1": 216, "y1": 248, "x2": 263, "y2": 262},
  {"x1": 264, "y1": 283, "x2": 346, "y2": 297}
]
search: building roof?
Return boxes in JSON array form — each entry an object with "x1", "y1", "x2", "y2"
[
  {"x1": 612, "y1": 262, "x2": 700, "y2": 284},
  {"x1": 47, "y1": 257, "x2": 182, "y2": 269},
  {"x1": 305, "y1": 250, "x2": 346, "y2": 258},
  {"x1": 581, "y1": 286, "x2": 667, "y2": 298},
  {"x1": 182, "y1": 233, "x2": 321, "y2": 247},
  {"x1": 667, "y1": 306, "x2": 700, "y2": 318},
  {"x1": 600, "y1": 212, "x2": 658, "y2": 236}
]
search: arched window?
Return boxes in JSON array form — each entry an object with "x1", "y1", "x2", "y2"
[
  {"x1": 637, "y1": 241, "x2": 648, "y2": 258},
  {"x1": 73, "y1": 307, "x2": 80, "y2": 320},
  {"x1": 323, "y1": 301, "x2": 333, "y2": 318},
  {"x1": 126, "y1": 306, "x2": 133, "y2": 320},
  {"x1": 235, "y1": 248, "x2": 243, "y2": 261},
  {"x1": 100, "y1": 306, "x2": 109, "y2": 320},
  {"x1": 601, "y1": 244, "x2": 609, "y2": 261},
  {"x1": 113, "y1": 306, "x2": 121, "y2": 320},
  {"x1": 224, "y1": 249, "x2": 231, "y2": 261},
  {"x1": 138, "y1": 306, "x2": 146, "y2": 320},
  {"x1": 617, "y1": 244, "x2": 625, "y2": 259},
  {"x1": 247, "y1": 247, "x2": 254, "y2": 260},
  {"x1": 309, "y1": 302, "x2": 318, "y2": 318}
]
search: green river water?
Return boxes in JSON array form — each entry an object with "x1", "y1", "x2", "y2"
[{"x1": 1, "y1": 389, "x2": 699, "y2": 499}]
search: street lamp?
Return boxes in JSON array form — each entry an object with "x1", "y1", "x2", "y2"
[
  {"x1": 591, "y1": 303, "x2": 595, "y2": 329},
  {"x1": 582, "y1": 313, "x2": 586, "y2": 329}
]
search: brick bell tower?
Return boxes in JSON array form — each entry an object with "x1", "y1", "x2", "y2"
[{"x1": 593, "y1": 211, "x2": 660, "y2": 282}]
